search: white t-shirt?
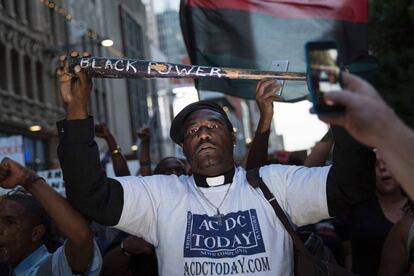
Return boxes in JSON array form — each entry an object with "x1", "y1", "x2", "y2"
[{"x1": 114, "y1": 165, "x2": 330, "y2": 276}]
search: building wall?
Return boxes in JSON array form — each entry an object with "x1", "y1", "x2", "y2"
[
  {"x1": 156, "y1": 10, "x2": 187, "y2": 64},
  {"x1": 0, "y1": 0, "x2": 70, "y2": 170}
]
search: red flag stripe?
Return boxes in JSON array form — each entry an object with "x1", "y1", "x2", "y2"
[{"x1": 186, "y1": 0, "x2": 368, "y2": 23}]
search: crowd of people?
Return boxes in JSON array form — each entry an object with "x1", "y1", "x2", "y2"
[{"x1": 0, "y1": 50, "x2": 413, "y2": 276}]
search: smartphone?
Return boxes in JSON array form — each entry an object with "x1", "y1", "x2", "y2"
[{"x1": 305, "y1": 40, "x2": 345, "y2": 114}]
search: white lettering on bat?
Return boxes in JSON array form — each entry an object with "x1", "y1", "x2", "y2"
[
  {"x1": 126, "y1": 60, "x2": 137, "y2": 73},
  {"x1": 80, "y1": 58, "x2": 90, "y2": 68},
  {"x1": 114, "y1": 60, "x2": 124, "y2": 71},
  {"x1": 104, "y1": 59, "x2": 113, "y2": 69},
  {"x1": 91, "y1": 59, "x2": 102, "y2": 69}
]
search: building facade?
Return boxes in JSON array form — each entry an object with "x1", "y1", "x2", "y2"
[
  {"x1": 156, "y1": 9, "x2": 187, "y2": 64},
  {"x1": 0, "y1": 0, "x2": 70, "y2": 170},
  {"x1": 0, "y1": 0, "x2": 161, "y2": 171}
]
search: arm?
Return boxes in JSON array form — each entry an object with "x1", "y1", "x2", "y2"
[
  {"x1": 0, "y1": 158, "x2": 95, "y2": 273},
  {"x1": 304, "y1": 130, "x2": 334, "y2": 167},
  {"x1": 57, "y1": 53, "x2": 124, "y2": 225},
  {"x1": 325, "y1": 125, "x2": 376, "y2": 218},
  {"x1": 95, "y1": 123, "x2": 131, "y2": 177},
  {"x1": 378, "y1": 215, "x2": 414, "y2": 276},
  {"x1": 246, "y1": 79, "x2": 282, "y2": 169},
  {"x1": 137, "y1": 127, "x2": 152, "y2": 176},
  {"x1": 321, "y1": 72, "x2": 414, "y2": 200}
]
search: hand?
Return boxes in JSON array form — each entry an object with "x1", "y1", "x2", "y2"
[
  {"x1": 255, "y1": 79, "x2": 282, "y2": 132},
  {"x1": 136, "y1": 127, "x2": 150, "y2": 143},
  {"x1": 0, "y1": 158, "x2": 34, "y2": 189},
  {"x1": 57, "y1": 51, "x2": 92, "y2": 120},
  {"x1": 319, "y1": 72, "x2": 397, "y2": 147},
  {"x1": 95, "y1": 123, "x2": 111, "y2": 139},
  {"x1": 122, "y1": 236, "x2": 154, "y2": 255}
]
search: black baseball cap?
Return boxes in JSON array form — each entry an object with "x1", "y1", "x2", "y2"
[{"x1": 170, "y1": 101, "x2": 234, "y2": 144}]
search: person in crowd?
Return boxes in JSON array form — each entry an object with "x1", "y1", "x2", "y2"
[
  {"x1": 153, "y1": 157, "x2": 187, "y2": 176},
  {"x1": 137, "y1": 127, "x2": 188, "y2": 176},
  {"x1": 94, "y1": 123, "x2": 158, "y2": 275},
  {"x1": 248, "y1": 79, "x2": 345, "y2": 265},
  {"x1": 56, "y1": 52, "x2": 374, "y2": 275},
  {"x1": 339, "y1": 150, "x2": 408, "y2": 275},
  {"x1": 320, "y1": 72, "x2": 414, "y2": 199},
  {"x1": 0, "y1": 158, "x2": 102, "y2": 275}
]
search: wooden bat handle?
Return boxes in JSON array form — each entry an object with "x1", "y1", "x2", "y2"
[{"x1": 68, "y1": 57, "x2": 306, "y2": 81}]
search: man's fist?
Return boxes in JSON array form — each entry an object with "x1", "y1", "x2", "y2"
[
  {"x1": 0, "y1": 158, "x2": 34, "y2": 189},
  {"x1": 136, "y1": 127, "x2": 150, "y2": 143}
]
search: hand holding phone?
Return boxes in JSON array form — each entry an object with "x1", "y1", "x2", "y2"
[{"x1": 305, "y1": 40, "x2": 345, "y2": 114}]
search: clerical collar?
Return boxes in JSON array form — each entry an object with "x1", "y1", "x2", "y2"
[{"x1": 193, "y1": 166, "x2": 235, "y2": 188}]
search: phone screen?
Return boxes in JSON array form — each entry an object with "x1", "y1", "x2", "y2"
[{"x1": 306, "y1": 41, "x2": 344, "y2": 113}]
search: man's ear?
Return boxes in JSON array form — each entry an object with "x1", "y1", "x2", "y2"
[{"x1": 31, "y1": 224, "x2": 46, "y2": 243}]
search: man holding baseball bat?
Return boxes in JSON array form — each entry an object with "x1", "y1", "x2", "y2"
[{"x1": 56, "y1": 52, "x2": 374, "y2": 275}]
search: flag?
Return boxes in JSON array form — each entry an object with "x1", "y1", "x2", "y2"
[{"x1": 180, "y1": 0, "x2": 369, "y2": 101}]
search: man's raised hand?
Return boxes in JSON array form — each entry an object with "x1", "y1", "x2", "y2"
[
  {"x1": 0, "y1": 158, "x2": 33, "y2": 190},
  {"x1": 57, "y1": 51, "x2": 92, "y2": 120},
  {"x1": 137, "y1": 127, "x2": 150, "y2": 143},
  {"x1": 255, "y1": 79, "x2": 282, "y2": 133},
  {"x1": 319, "y1": 72, "x2": 397, "y2": 147}
]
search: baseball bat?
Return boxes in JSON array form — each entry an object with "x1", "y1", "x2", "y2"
[{"x1": 67, "y1": 57, "x2": 306, "y2": 81}]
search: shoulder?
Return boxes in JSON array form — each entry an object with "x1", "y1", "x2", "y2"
[
  {"x1": 114, "y1": 174, "x2": 188, "y2": 192},
  {"x1": 259, "y1": 163, "x2": 330, "y2": 183}
]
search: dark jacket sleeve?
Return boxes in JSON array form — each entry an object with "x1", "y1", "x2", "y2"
[
  {"x1": 57, "y1": 117, "x2": 124, "y2": 226},
  {"x1": 326, "y1": 126, "x2": 376, "y2": 218},
  {"x1": 246, "y1": 130, "x2": 270, "y2": 170}
]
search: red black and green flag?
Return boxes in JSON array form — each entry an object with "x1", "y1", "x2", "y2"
[{"x1": 180, "y1": 0, "x2": 369, "y2": 101}]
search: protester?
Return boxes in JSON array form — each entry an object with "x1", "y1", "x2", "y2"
[
  {"x1": 339, "y1": 150, "x2": 408, "y2": 275},
  {"x1": 248, "y1": 79, "x2": 345, "y2": 265},
  {"x1": 320, "y1": 72, "x2": 414, "y2": 199},
  {"x1": 56, "y1": 53, "x2": 375, "y2": 275},
  {"x1": 95, "y1": 124, "x2": 159, "y2": 275},
  {"x1": 153, "y1": 157, "x2": 186, "y2": 176},
  {"x1": 0, "y1": 158, "x2": 102, "y2": 275}
]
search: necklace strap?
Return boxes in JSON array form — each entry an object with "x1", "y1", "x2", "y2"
[{"x1": 194, "y1": 182, "x2": 233, "y2": 213}]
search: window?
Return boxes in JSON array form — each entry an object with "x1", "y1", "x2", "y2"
[
  {"x1": 36, "y1": 62, "x2": 44, "y2": 102},
  {"x1": 102, "y1": 92, "x2": 109, "y2": 124},
  {"x1": 24, "y1": 56, "x2": 33, "y2": 99},
  {"x1": 120, "y1": 8, "x2": 149, "y2": 131},
  {"x1": 0, "y1": 43, "x2": 7, "y2": 91},
  {"x1": 11, "y1": 50, "x2": 21, "y2": 95},
  {"x1": 94, "y1": 88, "x2": 101, "y2": 120},
  {"x1": 25, "y1": 0, "x2": 31, "y2": 25},
  {"x1": 23, "y1": 137, "x2": 46, "y2": 171}
]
